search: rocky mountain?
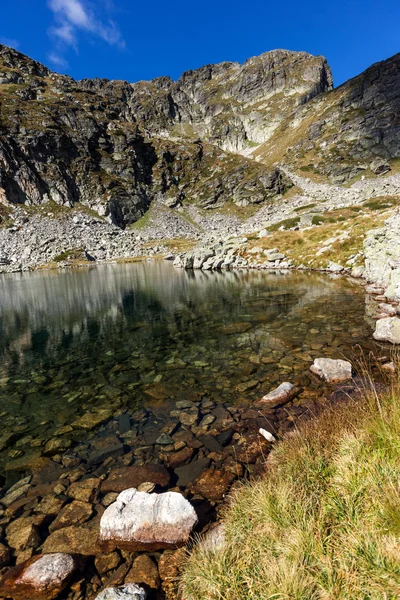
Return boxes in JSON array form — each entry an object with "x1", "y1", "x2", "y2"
[
  {"x1": 0, "y1": 43, "x2": 399, "y2": 268},
  {"x1": 252, "y1": 52, "x2": 400, "y2": 183},
  {"x1": 0, "y1": 46, "x2": 333, "y2": 227}
]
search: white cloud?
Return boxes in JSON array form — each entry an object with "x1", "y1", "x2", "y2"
[
  {"x1": 48, "y1": 52, "x2": 69, "y2": 68},
  {"x1": 47, "y1": 0, "x2": 125, "y2": 66},
  {"x1": 0, "y1": 37, "x2": 20, "y2": 49}
]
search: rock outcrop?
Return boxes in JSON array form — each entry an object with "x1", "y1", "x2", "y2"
[
  {"x1": 364, "y1": 211, "x2": 400, "y2": 300},
  {"x1": 373, "y1": 317, "x2": 400, "y2": 344},
  {"x1": 99, "y1": 488, "x2": 198, "y2": 551}
]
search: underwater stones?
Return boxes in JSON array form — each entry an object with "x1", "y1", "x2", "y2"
[
  {"x1": 255, "y1": 382, "x2": 299, "y2": 409},
  {"x1": 72, "y1": 408, "x2": 114, "y2": 429},
  {"x1": 310, "y1": 358, "x2": 353, "y2": 383},
  {"x1": 178, "y1": 409, "x2": 199, "y2": 427},
  {"x1": 163, "y1": 446, "x2": 194, "y2": 469},
  {"x1": 0, "y1": 552, "x2": 77, "y2": 600},
  {"x1": 373, "y1": 317, "x2": 400, "y2": 344},
  {"x1": 174, "y1": 457, "x2": 211, "y2": 487},
  {"x1": 156, "y1": 433, "x2": 174, "y2": 445},
  {"x1": 1, "y1": 478, "x2": 31, "y2": 507},
  {"x1": 94, "y1": 584, "x2": 147, "y2": 600},
  {"x1": 101, "y1": 465, "x2": 170, "y2": 494},
  {"x1": 236, "y1": 379, "x2": 258, "y2": 393},
  {"x1": 99, "y1": 488, "x2": 198, "y2": 552},
  {"x1": 43, "y1": 437, "x2": 72, "y2": 456}
]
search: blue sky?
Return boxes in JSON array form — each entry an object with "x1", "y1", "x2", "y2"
[{"x1": 1, "y1": 0, "x2": 399, "y2": 86}]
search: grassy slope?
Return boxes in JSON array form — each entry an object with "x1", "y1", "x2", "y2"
[{"x1": 181, "y1": 381, "x2": 400, "y2": 599}]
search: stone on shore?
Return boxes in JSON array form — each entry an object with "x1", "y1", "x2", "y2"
[
  {"x1": 94, "y1": 584, "x2": 147, "y2": 600},
  {"x1": 99, "y1": 488, "x2": 198, "y2": 552},
  {"x1": 0, "y1": 553, "x2": 77, "y2": 600},
  {"x1": 373, "y1": 317, "x2": 400, "y2": 344},
  {"x1": 191, "y1": 469, "x2": 236, "y2": 501},
  {"x1": 125, "y1": 555, "x2": 160, "y2": 590},
  {"x1": 255, "y1": 382, "x2": 299, "y2": 409},
  {"x1": 310, "y1": 358, "x2": 352, "y2": 382}
]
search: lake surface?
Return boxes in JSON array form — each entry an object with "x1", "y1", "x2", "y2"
[{"x1": 0, "y1": 262, "x2": 378, "y2": 476}]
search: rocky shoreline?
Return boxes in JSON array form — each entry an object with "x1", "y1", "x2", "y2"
[{"x1": 0, "y1": 270, "x2": 399, "y2": 599}]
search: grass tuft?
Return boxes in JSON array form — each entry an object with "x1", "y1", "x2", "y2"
[{"x1": 180, "y1": 381, "x2": 400, "y2": 599}]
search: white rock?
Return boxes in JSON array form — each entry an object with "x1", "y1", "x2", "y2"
[
  {"x1": 255, "y1": 382, "x2": 297, "y2": 408},
  {"x1": 95, "y1": 583, "x2": 147, "y2": 600},
  {"x1": 99, "y1": 488, "x2": 198, "y2": 551},
  {"x1": 200, "y1": 523, "x2": 226, "y2": 552},
  {"x1": 310, "y1": 358, "x2": 352, "y2": 382},
  {"x1": 373, "y1": 317, "x2": 400, "y2": 344},
  {"x1": 259, "y1": 428, "x2": 276, "y2": 443},
  {"x1": 16, "y1": 553, "x2": 76, "y2": 590}
]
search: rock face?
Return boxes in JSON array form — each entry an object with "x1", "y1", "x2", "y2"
[
  {"x1": 127, "y1": 50, "x2": 333, "y2": 154},
  {"x1": 364, "y1": 212, "x2": 400, "y2": 300},
  {"x1": 310, "y1": 358, "x2": 353, "y2": 383},
  {"x1": 0, "y1": 45, "x2": 319, "y2": 229},
  {"x1": 0, "y1": 553, "x2": 77, "y2": 600},
  {"x1": 373, "y1": 317, "x2": 400, "y2": 344},
  {"x1": 99, "y1": 488, "x2": 198, "y2": 551},
  {"x1": 95, "y1": 584, "x2": 147, "y2": 600},
  {"x1": 254, "y1": 52, "x2": 400, "y2": 183}
]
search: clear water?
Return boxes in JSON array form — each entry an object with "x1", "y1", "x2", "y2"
[{"x1": 0, "y1": 262, "x2": 377, "y2": 472}]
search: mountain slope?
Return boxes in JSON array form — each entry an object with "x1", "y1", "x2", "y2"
[
  {"x1": 252, "y1": 53, "x2": 400, "y2": 182},
  {"x1": 0, "y1": 46, "x2": 333, "y2": 226}
]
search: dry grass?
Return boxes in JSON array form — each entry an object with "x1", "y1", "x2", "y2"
[
  {"x1": 243, "y1": 203, "x2": 396, "y2": 268},
  {"x1": 180, "y1": 379, "x2": 400, "y2": 600}
]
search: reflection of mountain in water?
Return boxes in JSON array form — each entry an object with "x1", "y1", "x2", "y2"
[{"x1": 0, "y1": 263, "x2": 364, "y2": 377}]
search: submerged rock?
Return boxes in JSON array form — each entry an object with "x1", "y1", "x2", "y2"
[
  {"x1": 0, "y1": 553, "x2": 77, "y2": 600},
  {"x1": 99, "y1": 488, "x2": 198, "y2": 551},
  {"x1": 373, "y1": 317, "x2": 400, "y2": 344},
  {"x1": 255, "y1": 382, "x2": 299, "y2": 408},
  {"x1": 101, "y1": 465, "x2": 170, "y2": 494},
  {"x1": 191, "y1": 469, "x2": 236, "y2": 501},
  {"x1": 310, "y1": 358, "x2": 353, "y2": 382}
]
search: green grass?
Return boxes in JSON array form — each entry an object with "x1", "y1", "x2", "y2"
[
  {"x1": 268, "y1": 217, "x2": 300, "y2": 231},
  {"x1": 180, "y1": 381, "x2": 400, "y2": 600}
]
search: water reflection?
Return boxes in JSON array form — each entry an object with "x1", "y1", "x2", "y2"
[{"x1": 0, "y1": 263, "x2": 375, "y2": 459}]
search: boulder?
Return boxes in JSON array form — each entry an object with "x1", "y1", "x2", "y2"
[
  {"x1": 94, "y1": 584, "x2": 147, "y2": 600},
  {"x1": 310, "y1": 358, "x2": 353, "y2": 382},
  {"x1": 370, "y1": 158, "x2": 391, "y2": 175},
  {"x1": 255, "y1": 382, "x2": 299, "y2": 409},
  {"x1": 0, "y1": 553, "x2": 77, "y2": 600},
  {"x1": 373, "y1": 317, "x2": 400, "y2": 344},
  {"x1": 99, "y1": 488, "x2": 198, "y2": 552}
]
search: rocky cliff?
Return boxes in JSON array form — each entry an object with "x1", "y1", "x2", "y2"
[
  {"x1": 0, "y1": 43, "x2": 399, "y2": 254},
  {"x1": 0, "y1": 45, "x2": 334, "y2": 227}
]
